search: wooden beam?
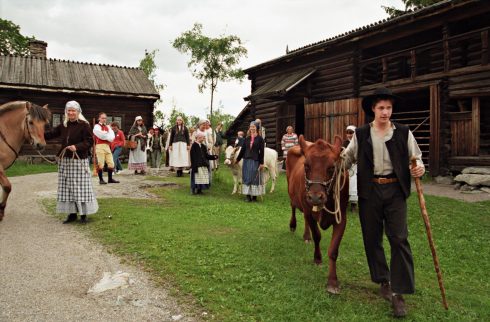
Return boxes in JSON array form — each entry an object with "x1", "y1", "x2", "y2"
[
  {"x1": 429, "y1": 84, "x2": 440, "y2": 176},
  {"x1": 382, "y1": 57, "x2": 388, "y2": 83},
  {"x1": 442, "y1": 24, "x2": 450, "y2": 72},
  {"x1": 410, "y1": 50, "x2": 417, "y2": 80},
  {"x1": 472, "y1": 97, "x2": 480, "y2": 155},
  {"x1": 482, "y1": 30, "x2": 489, "y2": 65}
]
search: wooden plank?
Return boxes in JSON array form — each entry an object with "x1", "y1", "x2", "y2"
[
  {"x1": 472, "y1": 97, "x2": 480, "y2": 155},
  {"x1": 482, "y1": 30, "x2": 489, "y2": 65}
]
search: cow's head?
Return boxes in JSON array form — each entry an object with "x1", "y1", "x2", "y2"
[
  {"x1": 224, "y1": 145, "x2": 240, "y2": 165},
  {"x1": 299, "y1": 135, "x2": 342, "y2": 210}
]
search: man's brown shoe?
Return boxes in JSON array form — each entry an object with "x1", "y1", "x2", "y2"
[
  {"x1": 379, "y1": 282, "x2": 392, "y2": 301},
  {"x1": 392, "y1": 294, "x2": 407, "y2": 318}
]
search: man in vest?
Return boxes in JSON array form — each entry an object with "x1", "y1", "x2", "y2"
[
  {"x1": 342, "y1": 87, "x2": 425, "y2": 318},
  {"x1": 93, "y1": 112, "x2": 119, "y2": 184}
]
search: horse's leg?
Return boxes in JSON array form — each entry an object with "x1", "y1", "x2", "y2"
[
  {"x1": 289, "y1": 205, "x2": 297, "y2": 232},
  {"x1": 306, "y1": 213, "x2": 322, "y2": 264},
  {"x1": 0, "y1": 168, "x2": 12, "y2": 221},
  {"x1": 326, "y1": 212, "x2": 347, "y2": 294}
]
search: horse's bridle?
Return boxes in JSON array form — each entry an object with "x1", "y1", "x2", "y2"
[{"x1": 0, "y1": 107, "x2": 34, "y2": 159}]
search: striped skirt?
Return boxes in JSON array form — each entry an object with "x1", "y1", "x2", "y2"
[
  {"x1": 242, "y1": 159, "x2": 265, "y2": 196},
  {"x1": 190, "y1": 166, "x2": 211, "y2": 191},
  {"x1": 57, "y1": 158, "x2": 98, "y2": 215}
]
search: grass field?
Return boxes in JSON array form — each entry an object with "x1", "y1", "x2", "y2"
[
  {"x1": 6, "y1": 160, "x2": 58, "y2": 177},
  {"x1": 46, "y1": 169, "x2": 490, "y2": 321}
]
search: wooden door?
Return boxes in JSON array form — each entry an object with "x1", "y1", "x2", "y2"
[{"x1": 304, "y1": 98, "x2": 362, "y2": 143}]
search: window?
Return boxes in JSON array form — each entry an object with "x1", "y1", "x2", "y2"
[{"x1": 52, "y1": 113, "x2": 61, "y2": 127}]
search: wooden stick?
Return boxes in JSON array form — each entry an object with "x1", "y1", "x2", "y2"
[{"x1": 411, "y1": 158, "x2": 448, "y2": 310}]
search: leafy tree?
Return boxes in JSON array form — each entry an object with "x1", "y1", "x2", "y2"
[
  {"x1": 383, "y1": 0, "x2": 443, "y2": 17},
  {"x1": 0, "y1": 18, "x2": 33, "y2": 55},
  {"x1": 172, "y1": 23, "x2": 247, "y2": 136},
  {"x1": 139, "y1": 49, "x2": 166, "y2": 126},
  {"x1": 206, "y1": 102, "x2": 235, "y2": 131},
  {"x1": 167, "y1": 106, "x2": 191, "y2": 128}
]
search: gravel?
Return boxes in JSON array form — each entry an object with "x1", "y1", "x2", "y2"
[{"x1": 0, "y1": 172, "x2": 196, "y2": 322}]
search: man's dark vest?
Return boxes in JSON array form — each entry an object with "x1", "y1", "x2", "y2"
[{"x1": 356, "y1": 122, "x2": 411, "y2": 199}]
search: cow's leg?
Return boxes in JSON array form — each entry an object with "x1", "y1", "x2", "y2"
[
  {"x1": 269, "y1": 172, "x2": 276, "y2": 193},
  {"x1": 232, "y1": 174, "x2": 238, "y2": 194},
  {"x1": 0, "y1": 169, "x2": 12, "y2": 221},
  {"x1": 307, "y1": 213, "x2": 322, "y2": 264},
  {"x1": 303, "y1": 213, "x2": 311, "y2": 243},
  {"x1": 289, "y1": 205, "x2": 297, "y2": 232},
  {"x1": 326, "y1": 212, "x2": 347, "y2": 294}
]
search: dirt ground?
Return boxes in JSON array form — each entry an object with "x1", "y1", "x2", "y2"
[{"x1": 0, "y1": 171, "x2": 198, "y2": 322}]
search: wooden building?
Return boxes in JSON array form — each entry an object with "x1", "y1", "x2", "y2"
[
  {"x1": 0, "y1": 40, "x2": 160, "y2": 156},
  {"x1": 227, "y1": 0, "x2": 490, "y2": 175}
]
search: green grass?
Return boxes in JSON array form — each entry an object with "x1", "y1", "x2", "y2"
[
  {"x1": 45, "y1": 170, "x2": 490, "y2": 321},
  {"x1": 6, "y1": 160, "x2": 58, "y2": 177}
]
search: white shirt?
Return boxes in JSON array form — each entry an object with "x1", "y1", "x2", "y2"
[{"x1": 93, "y1": 123, "x2": 115, "y2": 142}]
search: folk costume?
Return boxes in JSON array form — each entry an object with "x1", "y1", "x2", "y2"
[
  {"x1": 45, "y1": 101, "x2": 98, "y2": 223},
  {"x1": 343, "y1": 125, "x2": 358, "y2": 210},
  {"x1": 111, "y1": 128, "x2": 125, "y2": 173},
  {"x1": 148, "y1": 128, "x2": 165, "y2": 168},
  {"x1": 190, "y1": 132, "x2": 218, "y2": 194},
  {"x1": 128, "y1": 116, "x2": 148, "y2": 174},
  {"x1": 169, "y1": 122, "x2": 190, "y2": 176},
  {"x1": 236, "y1": 123, "x2": 265, "y2": 200},
  {"x1": 93, "y1": 119, "x2": 118, "y2": 184},
  {"x1": 342, "y1": 87, "x2": 424, "y2": 317},
  {"x1": 281, "y1": 131, "x2": 298, "y2": 170}
]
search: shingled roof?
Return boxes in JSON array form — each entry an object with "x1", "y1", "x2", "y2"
[
  {"x1": 244, "y1": 0, "x2": 471, "y2": 73},
  {"x1": 0, "y1": 54, "x2": 160, "y2": 98}
]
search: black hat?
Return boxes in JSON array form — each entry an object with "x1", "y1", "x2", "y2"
[{"x1": 361, "y1": 87, "x2": 400, "y2": 117}]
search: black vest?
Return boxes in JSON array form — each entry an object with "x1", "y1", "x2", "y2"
[{"x1": 356, "y1": 122, "x2": 411, "y2": 199}]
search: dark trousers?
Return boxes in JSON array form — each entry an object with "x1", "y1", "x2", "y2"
[{"x1": 358, "y1": 182, "x2": 415, "y2": 294}]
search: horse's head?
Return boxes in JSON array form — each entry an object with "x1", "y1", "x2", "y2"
[
  {"x1": 299, "y1": 135, "x2": 343, "y2": 208},
  {"x1": 224, "y1": 145, "x2": 239, "y2": 165},
  {"x1": 25, "y1": 102, "x2": 51, "y2": 150}
]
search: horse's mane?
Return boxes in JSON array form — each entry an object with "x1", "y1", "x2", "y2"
[{"x1": 0, "y1": 101, "x2": 51, "y2": 122}]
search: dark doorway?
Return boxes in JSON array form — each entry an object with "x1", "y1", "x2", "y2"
[{"x1": 295, "y1": 103, "x2": 305, "y2": 135}]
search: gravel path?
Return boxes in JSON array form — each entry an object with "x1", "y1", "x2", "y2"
[{"x1": 0, "y1": 172, "x2": 197, "y2": 322}]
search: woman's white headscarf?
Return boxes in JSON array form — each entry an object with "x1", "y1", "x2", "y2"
[{"x1": 63, "y1": 100, "x2": 89, "y2": 126}]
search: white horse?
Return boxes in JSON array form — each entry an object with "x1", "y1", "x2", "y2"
[{"x1": 224, "y1": 145, "x2": 278, "y2": 194}]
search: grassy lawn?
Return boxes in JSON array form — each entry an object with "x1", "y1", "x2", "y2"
[
  {"x1": 45, "y1": 169, "x2": 489, "y2": 321},
  {"x1": 6, "y1": 160, "x2": 58, "y2": 177}
]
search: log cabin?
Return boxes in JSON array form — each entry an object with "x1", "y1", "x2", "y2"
[
  {"x1": 227, "y1": 0, "x2": 490, "y2": 176},
  {"x1": 0, "y1": 40, "x2": 160, "y2": 158}
]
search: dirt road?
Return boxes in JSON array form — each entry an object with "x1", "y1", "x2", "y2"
[{"x1": 0, "y1": 172, "x2": 196, "y2": 322}]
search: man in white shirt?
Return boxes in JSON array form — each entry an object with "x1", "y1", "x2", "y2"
[{"x1": 93, "y1": 112, "x2": 118, "y2": 184}]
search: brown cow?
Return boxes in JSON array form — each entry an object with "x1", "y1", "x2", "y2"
[{"x1": 286, "y1": 135, "x2": 348, "y2": 294}]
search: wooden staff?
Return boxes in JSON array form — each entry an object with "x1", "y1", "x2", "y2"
[
  {"x1": 92, "y1": 118, "x2": 97, "y2": 176},
  {"x1": 411, "y1": 158, "x2": 448, "y2": 310}
]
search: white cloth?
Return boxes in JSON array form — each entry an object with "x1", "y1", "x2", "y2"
[
  {"x1": 93, "y1": 124, "x2": 115, "y2": 142},
  {"x1": 349, "y1": 164, "x2": 358, "y2": 203},
  {"x1": 170, "y1": 141, "x2": 189, "y2": 167},
  {"x1": 128, "y1": 141, "x2": 147, "y2": 170}
]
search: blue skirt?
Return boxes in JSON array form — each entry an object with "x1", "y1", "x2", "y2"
[{"x1": 242, "y1": 159, "x2": 265, "y2": 196}]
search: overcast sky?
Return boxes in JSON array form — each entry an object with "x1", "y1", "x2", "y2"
[{"x1": 1, "y1": 0, "x2": 401, "y2": 120}]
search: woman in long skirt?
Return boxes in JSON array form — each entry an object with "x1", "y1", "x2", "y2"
[
  {"x1": 236, "y1": 122, "x2": 265, "y2": 202},
  {"x1": 128, "y1": 116, "x2": 148, "y2": 175},
  {"x1": 169, "y1": 116, "x2": 190, "y2": 177},
  {"x1": 190, "y1": 131, "x2": 218, "y2": 194},
  {"x1": 45, "y1": 101, "x2": 98, "y2": 224}
]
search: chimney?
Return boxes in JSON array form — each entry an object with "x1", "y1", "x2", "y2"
[{"x1": 28, "y1": 40, "x2": 48, "y2": 58}]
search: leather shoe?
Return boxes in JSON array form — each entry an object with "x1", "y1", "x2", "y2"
[
  {"x1": 108, "y1": 179, "x2": 120, "y2": 183},
  {"x1": 99, "y1": 179, "x2": 107, "y2": 185},
  {"x1": 392, "y1": 294, "x2": 407, "y2": 318},
  {"x1": 63, "y1": 213, "x2": 77, "y2": 224},
  {"x1": 80, "y1": 215, "x2": 88, "y2": 224},
  {"x1": 380, "y1": 282, "x2": 392, "y2": 301}
]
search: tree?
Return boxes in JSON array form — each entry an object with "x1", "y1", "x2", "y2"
[
  {"x1": 172, "y1": 23, "x2": 247, "y2": 137},
  {"x1": 206, "y1": 102, "x2": 235, "y2": 131},
  {"x1": 383, "y1": 0, "x2": 443, "y2": 17},
  {"x1": 0, "y1": 18, "x2": 33, "y2": 55},
  {"x1": 139, "y1": 49, "x2": 166, "y2": 126}
]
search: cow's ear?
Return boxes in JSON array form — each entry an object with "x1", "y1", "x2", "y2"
[
  {"x1": 299, "y1": 135, "x2": 307, "y2": 155},
  {"x1": 332, "y1": 135, "x2": 343, "y2": 154}
]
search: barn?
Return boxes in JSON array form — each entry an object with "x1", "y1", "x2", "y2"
[
  {"x1": 0, "y1": 40, "x2": 160, "y2": 157},
  {"x1": 227, "y1": 0, "x2": 490, "y2": 176}
]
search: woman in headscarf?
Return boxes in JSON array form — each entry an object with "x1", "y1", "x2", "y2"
[
  {"x1": 343, "y1": 125, "x2": 358, "y2": 211},
  {"x1": 128, "y1": 116, "x2": 148, "y2": 175},
  {"x1": 45, "y1": 101, "x2": 98, "y2": 224},
  {"x1": 169, "y1": 116, "x2": 190, "y2": 177},
  {"x1": 236, "y1": 121, "x2": 265, "y2": 202},
  {"x1": 190, "y1": 131, "x2": 218, "y2": 194}
]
